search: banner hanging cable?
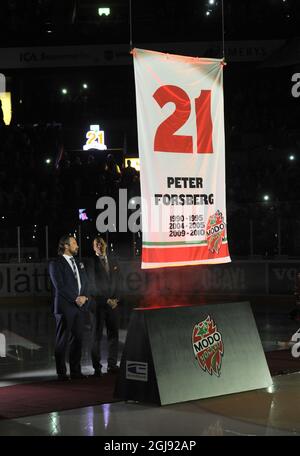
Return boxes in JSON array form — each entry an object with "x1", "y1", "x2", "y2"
[
  {"x1": 129, "y1": 2, "x2": 225, "y2": 59},
  {"x1": 221, "y1": 0, "x2": 226, "y2": 60},
  {"x1": 129, "y1": 0, "x2": 133, "y2": 51}
]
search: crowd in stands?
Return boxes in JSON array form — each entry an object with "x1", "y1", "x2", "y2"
[{"x1": 0, "y1": 121, "x2": 140, "y2": 254}]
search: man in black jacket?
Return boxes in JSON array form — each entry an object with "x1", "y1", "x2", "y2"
[
  {"x1": 86, "y1": 236, "x2": 121, "y2": 376},
  {"x1": 49, "y1": 235, "x2": 89, "y2": 380}
]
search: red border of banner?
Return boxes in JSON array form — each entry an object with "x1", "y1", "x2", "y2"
[{"x1": 142, "y1": 242, "x2": 230, "y2": 263}]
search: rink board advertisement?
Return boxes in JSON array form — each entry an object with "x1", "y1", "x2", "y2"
[
  {"x1": 0, "y1": 261, "x2": 298, "y2": 296},
  {"x1": 133, "y1": 48, "x2": 231, "y2": 269}
]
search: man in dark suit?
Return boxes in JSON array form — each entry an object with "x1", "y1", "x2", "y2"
[
  {"x1": 49, "y1": 235, "x2": 89, "y2": 380},
  {"x1": 86, "y1": 236, "x2": 121, "y2": 376}
]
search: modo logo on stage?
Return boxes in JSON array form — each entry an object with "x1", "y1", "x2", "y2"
[{"x1": 192, "y1": 316, "x2": 224, "y2": 377}]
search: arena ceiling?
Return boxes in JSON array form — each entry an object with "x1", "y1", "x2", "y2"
[{"x1": 0, "y1": 0, "x2": 299, "y2": 47}]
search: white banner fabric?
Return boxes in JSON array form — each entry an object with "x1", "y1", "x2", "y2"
[{"x1": 133, "y1": 48, "x2": 231, "y2": 269}]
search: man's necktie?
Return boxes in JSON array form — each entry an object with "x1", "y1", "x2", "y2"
[
  {"x1": 70, "y1": 257, "x2": 79, "y2": 284},
  {"x1": 100, "y1": 256, "x2": 110, "y2": 275}
]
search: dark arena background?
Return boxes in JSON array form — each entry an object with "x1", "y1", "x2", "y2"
[{"x1": 1, "y1": 0, "x2": 300, "y2": 440}]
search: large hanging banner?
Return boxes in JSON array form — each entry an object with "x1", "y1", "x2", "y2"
[{"x1": 133, "y1": 48, "x2": 231, "y2": 269}]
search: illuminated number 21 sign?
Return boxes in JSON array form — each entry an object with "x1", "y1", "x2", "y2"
[
  {"x1": 83, "y1": 125, "x2": 107, "y2": 151},
  {"x1": 153, "y1": 85, "x2": 213, "y2": 154}
]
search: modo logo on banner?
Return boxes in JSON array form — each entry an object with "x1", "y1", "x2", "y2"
[{"x1": 133, "y1": 48, "x2": 231, "y2": 269}]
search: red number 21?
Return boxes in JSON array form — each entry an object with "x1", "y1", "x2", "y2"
[{"x1": 153, "y1": 85, "x2": 213, "y2": 154}]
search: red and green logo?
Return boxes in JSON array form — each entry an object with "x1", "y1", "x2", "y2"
[
  {"x1": 192, "y1": 316, "x2": 224, "y2": 377},
  {"x1": 205, "y1": 210, "x2": 226, "y2": 254}
]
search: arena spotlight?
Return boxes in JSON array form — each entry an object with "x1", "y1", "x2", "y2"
[
  {"x1": 209, "y1": 0, "x2": 215, "y2": 4},
  {"x1": 128, "y1": 198, "x2": 137, "y2": 210},
  {"x1": 45, "y1": 21, "x2": 53, "y2": 33},
  {"x1": 61, "y1": 88, "x2": 68, "y2": 95},
  {"x1": 98, "y1": 7, "x2": 110, "y2": 16},
  {"x1": 83, "y1": 83, "x2": 88, "y2": 89},
  {"x1": 0, "y1": 92, "x2": 12, "y2": 125},
  {"x1": 263, "y1": 195, "x2": 270, "y2": 201},
  {"x1": 289, "y1": 155, "x2": 295, "y2": 161},
  {"x1": 206, "y1": 11, "x2": 211, "y2": 16},
  {"x1": 45, "y1": 158, "x2": 51, "y2": 164}
]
